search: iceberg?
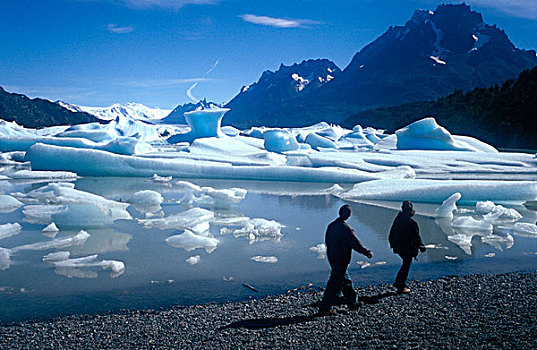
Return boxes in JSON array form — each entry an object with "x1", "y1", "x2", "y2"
[
  {"x1": 304, "y1": 133, "x2": 337, "y2": 150},
  {"x1": 513, "y1": 222, "x2": 537, "y2": 237},
  {"x1": 475, "y1": 201, "x2": 522, "y2": 222},
  {"x1": 338, "y1": 179, "x2": 537, "y2": 204},
  {"x1": 0, "y1": 247, "x2": 11, "y2": 270},
  {"x1": 165, "y1": 230, "x2": 219, "y2": 253},
  {"x1": 167, "y1": 109, "x2": 229, "y2": 144},
  {"x1": 128, "y1": 190, "x2": 163, "y2": 213},
  {"x1": 309, "y1": 243, "x2": 326, "y2": 259},
  {"x1": 435, "y1": 193, "x2": 461, "y2": 219},
  {"x1": 7, "y1": 170, "x2": 78, "y2": 181},
  {"x1": 0, "y1": 195, "x2": 23, "y2": 213},
  {"x1": 220, "y1": 218, "x2": 284, "y2": 243},
  {"x1": 42, "y1": 251, "x2": 70, "y2": 262},
  {"x1": 138, "y1": 207, "x2": 214, "y2": 234},
  {"x1": 186, "y1": 255, "x2": 201, "y2": 265},
  {"x1": 27, "y1": 143, "x2": 414, "y2": 183},
  {"x1": 395, "y1": 118, "x2": 497, "y2": 152},
  {"x1": 251, "y1": 256, "x2": 278, "y2": 263},
  {"x1": 10, "y1": 230, "x2": 90, "y2": 253},
  {"x1": 0, "y1": 223, "x2": 22, "y2": 240},
  {"x1": 264, "y1": 129, "x2": 300, "y2": 153},
  {"x1": 178, "y1": 182, "x2": 247, "y2": 209},
  {"x1": 51, "y1": 254, "x2": 125, "y2": 278}
]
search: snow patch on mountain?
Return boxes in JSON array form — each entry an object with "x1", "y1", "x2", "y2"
[{"x1": 63, "y1": 103, "x2": 172, "y2": 122}]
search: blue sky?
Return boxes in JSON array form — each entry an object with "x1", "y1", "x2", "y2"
[{"x1": 1, "y1": 0, "x2": 536, "y2": 109}]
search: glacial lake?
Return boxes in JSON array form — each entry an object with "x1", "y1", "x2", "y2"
[{"x1": 1, "y1": 176, "x2": 536, "y2": 324}]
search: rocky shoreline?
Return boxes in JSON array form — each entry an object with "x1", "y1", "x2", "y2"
[{"x1": 1, "y1": 271, "x2": 536, "y2": 349}]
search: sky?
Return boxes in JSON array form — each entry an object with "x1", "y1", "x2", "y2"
[{"x1": 1, "y1": 0, "x2": 537, "y2": 109}]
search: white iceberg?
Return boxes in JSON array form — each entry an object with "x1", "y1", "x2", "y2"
[
  {"x1": 128, "y1": 190, "x2": 163, "y2": 213},
  {"x1": 165, "y1": 230, "x2": 219, "y2": 253},
  {"x1": 309, "y1": 243, "x2": 326, "y2": 259},
  {"x1": 435, "y1": 193, "x2": 461, "y2": 219},
  {"x1": 251, "y1": 256, "x2": 278, "y2": 263},
  {"x1": 11, "y1": 230, "x2": 90, "y2": 253},
  {"x1": 0, "y1": 247, "x2": 11, "y2": 270},
  {"x1": 7, "y1": 170, "x2": 78, "y2": 181},
  {"x1": 338, "y1": 179, "x2": 537, "y2": 204},
  {"x1": 0, "y1": 195, "x2": 23, "y2": 213},
  {"x1": 42, "y1": 222, "x2": 60, "y2": 234},
  {"x1": 513, "y1": 222, "x2": 537, "y2": 237},
  {"x1": 186, "y1": 255, "x2": 201, "y2": 265},
  {"x1": 178, "y1": 183, "x2": 247, "y2": 209},
  {"x1": 138, "y1": 207, "x2": 214, "y2": 234},
  {"x1": 42, "y1": 251, "x2": 70, "y2": 262},
  {"x1": 51, "y1": 254, "x2": 125, "y2": 278},
  {"x1": 220, "y1": 218, "x2": 284, "y2": 243},
  {"x1": 475, "y1": 201, "x2": 522, "y2": 222},
  {"x1": 167, "y1": 109, "x2": 229, "y2": 144},
  {"x1": 0, "y1": 223, "x2": 22, "y2": 240}
]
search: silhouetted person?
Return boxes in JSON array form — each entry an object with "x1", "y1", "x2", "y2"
[
  {"x1": 389, "y1": 200, "x2": 426, "y2": 294},
  {"x1": 317, "y1": 204, "x2": 373, "y2": 316}
]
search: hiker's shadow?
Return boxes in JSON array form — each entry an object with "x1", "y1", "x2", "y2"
[{"x1": 219, "y1": 291, "x2": 397, "y2": 330}]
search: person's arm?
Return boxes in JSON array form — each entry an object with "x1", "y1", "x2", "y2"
[
  {"x1": 347, "y1": 225, "x2": 373, "y2": 258},
  {"x1": 412, "y1": 220, "x2": 426, "y2": 252}
]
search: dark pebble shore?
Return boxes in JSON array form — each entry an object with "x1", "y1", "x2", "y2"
[{"x1": 1, "y1": 271, "x2": 536, "y2": 349}]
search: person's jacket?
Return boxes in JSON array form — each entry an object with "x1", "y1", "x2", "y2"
[
  {"x1": 325, "y1": 217, "x2": 371, "y2": 267},
  {"x1": 388, "y1": 211, "x2": 424, "y2": 257}
]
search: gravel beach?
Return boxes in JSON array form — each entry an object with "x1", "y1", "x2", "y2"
[{"x1": 1, "y1": 271, "x2": 536, "y2": 349}]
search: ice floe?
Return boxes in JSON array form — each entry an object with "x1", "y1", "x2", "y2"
[
  {"x1": 127, "y1": 190, "x2": 163, "y2": 213},
  {"x1": 475, "y1": 201, "x2": 522, "y2": 222},
  {"x1": 435, "y1": 193, "x2": 461, "y2": 219},
  {"x1": 0, "y1": 223, "x2": 22, "y2": 240},
  {"x1": 309, "y1": 243, "x2": 326, "y2": 259},
  {"x1": 513, "y1": 222, "x2": 537, "y2": 237},
  {"x1": 165, "y1": 230, "x2": 219, "y2": 253},
  {"x1": 0, "y1": 195, "x2": 23, "y2": 213},
  {"x1": 251, "y1": 256, "x2": 278, "y2": 263},
  {"x1": 10, "y1": 230, "x2": 90, "y2": 253},
  {"x1": 186, "y1": 255, "x2": 201, "y2": 265},
  {"x1": 138, "y1": 207, "x2": 214, "y2": 234},
  {"x1": 220, "y1": 218, "x2": 284, "y2": 243},
  {"x1": 51, "y1": 254, "x2": 125, "y2": 278}
]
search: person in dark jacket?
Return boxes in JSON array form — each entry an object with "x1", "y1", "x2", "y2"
[
  {"x1": 317, "y1": 204, "x2": 373, "y2": 316},
  {"x1": 388, "y1": 200, "x2": 426, "y2": 294}
]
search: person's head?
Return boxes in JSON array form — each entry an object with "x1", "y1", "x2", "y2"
[
  {"x1": 339, "y1": 204, "x2": 351, "y2": 220},
  {"x1": 402, "y1": 200, "x2": 415, "y2": 216}
]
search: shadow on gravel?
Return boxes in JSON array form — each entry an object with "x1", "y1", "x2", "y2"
[
  {"x1": 219, "y1": 315, "x2": 315, "y2": 330},
  {"x1": 305, "y1": 291, "x2": 397, "y2": 308}
]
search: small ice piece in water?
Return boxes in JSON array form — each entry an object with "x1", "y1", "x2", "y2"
[
  {"x1": 42, "y1": 251, "x2": 70, "y2": 261},
  {"x1": 309, "y1": 243, "x2": 326, "y2": 259},
  {"x1": 0, "y1": 223, "x2": 22, "y2": 240},
  {"x1": 0, "y1": 247, "x2": 12, "y2": 270},
  {"x1": 263, "y1": 129, "x2": 300, "y2": 153},
  {"x1": 435, "y1": 193, "x2": 461, "y2": 220},
  {"x1": 445, "y1": 256, "x2": 458, "y2": 260},
  {"x1": 223, "y1": 275, "x2": 235, "y2": 282},
  {"x1": 165, "y1": 230, "x2": 219, "y2": 253},
  {"x1": 447, "y1": 234, "x2": 474, "y2": 255},
  {"x1": 128, "y1": 190, "x2": 163, "y2": 213},
  {"x1": 425, "y1": 244, "x2": 449, "y2": 250},
  {"x1": 475, "y1": 201, "x2": 522, "y2": 222},
  {"x1": 11, "y1": 230, "x2": 90, "y2": 253},
  {"x1": 186, "y1": 255, "x2": 200, "y2": 265},
  {"x1": 360, "y1": 262, "x2": 371, "y2": 269},
  {"x1": 150, "y1": 174, "x2": 172, "y2": 183},
  {"x1": 0, "y1": 195, "x2": 23, "y2": 213},
  {"x1": 513, "y1": 222, "x2": 537, "y2": 237},
  {"x1": 179, "y1": 185, "x2": 247, "y2": 210},
  {"x1": 220, "y1": 218, "x2": 284, "y2": 243},
  {"x1": 481, "y1": 233, "x2": 514, "y2": 250},
  {"x1": 138, "y1": 208, "x2": 214, "y2": 234},
  {"x1": 42, "y1": 222, "x2": 60, "y2": 235},
  {"x1": 371, "y1": 261, "x2": 387, "y2": 267},
  {"x1": 484, "y1": 253, "x2": 495, "y2": 258},
  {"x1": 251, "y1": 256, "x2": 278, "y2": 263}
]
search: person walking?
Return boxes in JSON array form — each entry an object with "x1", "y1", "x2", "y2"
[
  {"x1": 388, "y1": 200, "x2": 426, "y2": 294},
  {"x1": 317, "y1": 204, "x2": 373, "y2": 316}
]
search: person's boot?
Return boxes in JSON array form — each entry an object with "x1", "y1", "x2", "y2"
[{"x1": 397, "y1": 287, "x2": 411, "y2": 294}]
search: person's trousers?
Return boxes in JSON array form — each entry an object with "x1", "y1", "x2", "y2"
[
  {"x1": 318, "y1": 265, "x2": 356, "y2": 312},
  {"x1": 394, "y1": 254, "x2": 413, "y2": 289}
]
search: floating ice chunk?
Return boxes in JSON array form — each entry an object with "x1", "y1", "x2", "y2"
[
  {"x1": 395, "y1": 118, "x2": 490, "y2": 152},
  {"x1": 475, "y1": 201, "x2": 522, "y2": 222},
  {"x1": 150, "y1": 174, "x2": 172, "y2": 183},
  {"x1": 138, "y1": 208, "x2": 214, "y2": 234},
  {"x1": 165, "y1": 230, "x2": 219, "y2": 253},
  {"x1": 484, "y1": 253, "x2": 496, "y2": 258},
  {"x1": 8, "y1": 170, "x2": 78, "y2": 180},
  {"x1": 0, "y1": 247, "x2": 11, "y2": 270},
  {"x1": 23, "y1": 205, "x2": 68, "y2": 225},
  {"x1": 186, "y1": 255, "x2": 200, "y2": 265},
  {"x1": 0, "y1": 195, "x2": 23, "y2": 213},
  {"x1": 0, "y1": 223, "x2": 22, "y2": 240},
  {"x1": 11, "y1": 230, "x2": 90, "y2": 253},
  {"x1": 513, "y1": 222, "x2": 537, "y2": 237},
  {"x1": 42, "y1": 251, "x2": 70, "y2": 262},
  {"x1": 338, "y1": 179, "x2": 537, "y2": 204},
  {"x1": 452, "y1": 216, "x2": 493, "y2": 232},
  {"x1": 445, "y1": 256, "x2": 458, "y2": 260},
  {"x1": 309, "y1": 243, "x2": 326, "y2": 259},
  {"x1": 251, "y1": 256, "x2": 278, "y2": 263},
  {"x1": 220, "y1": 218, "x2": 284, "y2": 243},
  {"x1": 167, "y1": 109, "x2": 229, "y2": 144},
  {"x1": 447, "y1": 233, "x2": 475, "y2": 255},
  {"x1": 175, "y1": 181, "x2": 202, "y2": 191},
  {"x1": 52, "y1": 254, "x2": 125, "y2": 278},
  {"x1": 42, "y1": 222, "x2": 60, "y2": 234},
  {"x1": 127, "y1": 190, "x2": 163, "y2": 213},
  {"x1": 435, "y1": 193, "x2": 461, "y2": 219},
  {"x1": 264, "y1": 130, "x2": 300, "y2": 153},
  {"x1": 424, "y1": 244, "x2": 449, "y2": 250},
  {"x1": 28, "y1": 143, "x2": 415, "y2": 183},
  {"x1": 305, "y1": 133, "x2": 337, "y2": 150},
  {"x1": 180, "y1": 185, "x2": 247, "y2": 209},
  {"x1": 481, "y1": 233, "x2": 514, "y2": 251}
]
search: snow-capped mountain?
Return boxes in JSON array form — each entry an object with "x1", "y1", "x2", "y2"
[
  {"x1": 223, "y1": 4, "x2": 537, "y2": 128},
  {"x1": 59, "y1": 102, "x2": 172, "y2": 122},
  {"x1": 160, "y1": 99, "x2": 221, "y2": 124},
  {"x1": 223, "y1": 59, "x2": 341, "y2": 127}
]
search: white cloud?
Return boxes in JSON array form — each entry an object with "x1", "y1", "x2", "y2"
[
  {"x1": 239, "y1": 14, "x2": 321, "y2": 28},
  {"x1": 454, "y1": 0, "x2": 537, "y2": 20},
  {"x1": 106, "y1": 24, "x2": 134, "y2": 34},
  {"x1": 121, "y1": 0, "x2": 218, "y2": 10}
]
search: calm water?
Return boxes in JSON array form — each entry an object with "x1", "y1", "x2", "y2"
[{"x1": 0, "y1": 177, "x2": 536, "y2": 323}]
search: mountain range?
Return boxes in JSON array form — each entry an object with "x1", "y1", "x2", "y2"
[{"x1": 223, "y1": 4, "x2": 537, "y2": 128}]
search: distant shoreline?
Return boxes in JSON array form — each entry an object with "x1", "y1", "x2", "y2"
[{"x1": 1, "y1": 271, "x2": 536, "y2": 349}]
